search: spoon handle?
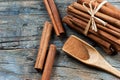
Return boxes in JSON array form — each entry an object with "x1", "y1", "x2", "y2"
[
  {"x1": 98, "y1": 58, "x2": 120, "y2": 78},
  {"x1": 106, "y1": 65, "x2": 120, "y2": 78}
]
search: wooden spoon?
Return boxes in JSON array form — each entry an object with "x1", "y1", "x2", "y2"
[{"x1": 62, "y1": 35, "x2": 120, "y2": 78}]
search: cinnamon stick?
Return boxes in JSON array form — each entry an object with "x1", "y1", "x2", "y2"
[
  {"x1": 35, "y1": 21, "x2": 52, "y2": 70},
  {"x1": 41, "y1": 44, "x2": 56, "y2": 80},
  {"x1": 101, "y1": 46, "x2": 116, "y2": 55},
  {"x1": 63, "y1": 16, "x2": 114, "y2": 54},
  {"x1": 44, "y1": 0, "x2": 64, "y2": 36},
  {"x1": 67, "y1": 11, "x2": 120, "y2": 38},
  {"x1": 72, "y1": 2, "x2": 120, "y2": 28},
  {"x1": 77, "y1": 0, "x2": 120, "y2": 20}
]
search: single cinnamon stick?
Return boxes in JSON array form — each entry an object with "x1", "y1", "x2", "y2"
[
  {"x1": 48, "y1": 0, "x2": 64, "y2": 34},
  {"x1": 41, "y1": 44, "x2": 56, "y2": 80},
  {"x1": 67, "y1": 11, "x2": 120, "y2": 38},
  {"x1": 35, "y1": 21, "x2": 52, "y2": 70},
  {"x1": 44, "y1": 0, "x2": 64, "y2": 36},
  {"x1": 77, "y1": 0, "x2": 120, "y2": 20},
  {"x1": 63, "y1": 16, "x2": 114, "y2": 54},
  {"x1": 72, "y1": 2, "x2": 120, "y2": 28},
  {"x1": 114, "y1": 44, "x2": 120, "y2": 52},
  {"x1": 101, "y1": 46, "x2": 115, "y2": 55}
]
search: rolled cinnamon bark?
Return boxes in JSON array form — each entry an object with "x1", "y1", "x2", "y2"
[
  {"x1": 35, "y1": 21, "x2": 52, "y2": 70},
  {"x1": 77, "y1": 0, "x2": 120, "y2": 20},
  {"x1": 72, "y1": 2, "x2": 120, "y2": 28},
  {"x1": 41, "y1": 44, "x2": 56, "y2": 80},
  {"x1": 67, "y1": 11, "x2": 120, "y2": 38},
  {"x1": 48, "y1": 0, "x2": 64, "y2": 34},
  {"x1": 114, "y1": 44, "x2": 120, "y2": 52},
  {"x1": 101, "y1": 46, "x2": 116, "y2": 55},
  {"x1": 44, "y1": 0, "x2": 64, "y2": 36},
  {"x1": 63, "y1": 16, "x2": 114, "y2": 54}
]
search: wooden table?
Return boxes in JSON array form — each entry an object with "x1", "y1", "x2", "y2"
[{"x1": 0, "y1": 0, "x2": 120, "y2": 80}]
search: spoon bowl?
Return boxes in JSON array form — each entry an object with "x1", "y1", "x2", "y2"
[{"x1": 62, "y1": 35, "x2": 120, "y2": 78}]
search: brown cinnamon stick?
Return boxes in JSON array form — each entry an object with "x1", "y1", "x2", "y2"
[
  {"x1": 72, "y1": 2, "x2": 120, "y2": 28},
  {"x1": 101, "y1": 46, "x2": 115, "y2": 55},
  {"x1": 44, "y1": 0, "x2": 64, "y2": 36},
  {"x1": 67, "y1": 11, "x2": 120, "y2": 38},
  {"x1": 63, "y1": 16, "x2": 114, "y2": 54},
  {"x1": 35, "y1": 21, "x2": 52, "y2": 70},
  {"x1": 41, "y1": 44, "x2": 56, "y2": 80},
  {"x1": 77, "y1": 0, "x2": 120, "y2": 20}
]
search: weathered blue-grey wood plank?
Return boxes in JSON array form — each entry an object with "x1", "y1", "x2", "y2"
[
  {"x1": 0, "y1": 0, "x2": 120, "y2": 80},
  {"x1": 0, "y1": 49, "x2": 120, "y2": 80}
]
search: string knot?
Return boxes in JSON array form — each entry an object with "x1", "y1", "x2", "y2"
[{"x1": 83, "y1": 0, "x2": 107, "y2": 35}]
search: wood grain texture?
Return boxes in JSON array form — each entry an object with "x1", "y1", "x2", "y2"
[
  {"x1": 62, "y1": 35, "x2": 90, "y2": 60},
  {"x1": 0, "y1": 0, "x2": 120, "y2": 80}
]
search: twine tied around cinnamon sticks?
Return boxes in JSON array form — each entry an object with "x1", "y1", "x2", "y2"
[{"x1": 83, "y1": 0, "x2": 107, "y2": 35}]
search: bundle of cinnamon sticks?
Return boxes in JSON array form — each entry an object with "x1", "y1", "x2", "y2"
[{"x1": 63, "y1": 0, "x2": 120, "y2": 55}]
